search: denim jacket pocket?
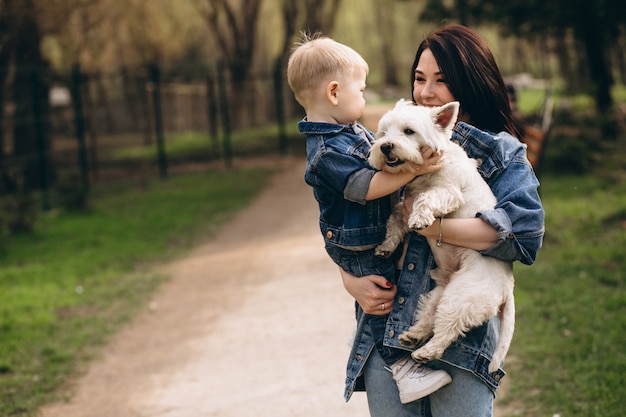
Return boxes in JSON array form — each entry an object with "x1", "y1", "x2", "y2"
[
  {"x1": 320, "y1": 221, "x2": 387, "y2": 249},
  {"x1": 474, "y1": 353, "x2": 506, "y2": 392}
]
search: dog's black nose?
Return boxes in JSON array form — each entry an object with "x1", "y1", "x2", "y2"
[{"x1": 381, "y1": 143, "x2": 394, "y2": 156}]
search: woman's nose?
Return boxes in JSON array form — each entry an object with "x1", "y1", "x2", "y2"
[{"x1": 419, "y1": 82, "x2": 435, "y2": 98}]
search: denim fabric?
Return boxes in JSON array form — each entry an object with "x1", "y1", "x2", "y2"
[
  {"x1": 453, "y1": 122, "x2": 545, "y2": 265},
  {"x1": 368, "y1": 313, "x2": 408, "y2": 366},
  {"x1": 299, "y1": 119, "x2": 410, "y2": 371},
  {"x1": 327, "y1": 244, "x2": 406, "y2": 368},
  {"x1": 326, "y1": 245, "x2": 398, "y2": 280},
  {"x1": 299, "y1": 120, "x2": 395, "y2": 250},
  {"x1": 363, "y1": 349, "x2": 494, "y2": 417},
  {"x1": 343, "y1": 122, "x2": 545, "y2": 403}
]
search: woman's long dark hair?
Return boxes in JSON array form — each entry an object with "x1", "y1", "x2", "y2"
[{"x1": 411, "y1": 25, "x2": 521, "y2": 137}]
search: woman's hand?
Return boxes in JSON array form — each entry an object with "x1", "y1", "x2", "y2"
[{"x1": 339, "y1": 268, "x2": 396, "y2": 315}]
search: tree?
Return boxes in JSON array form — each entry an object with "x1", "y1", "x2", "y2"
[
  {"x1": 419, "y1": 0, "x2": 626, "y2": 114},
  {"x1": 374, "y1": 0, "x2": 399, "y2": 86},
  {"x1": 277, "y1": 0, "x2": 343, "y2": 61},
  {"x1": 4, "y1": 0, "x2": 53, "y2": 190},
  {"x1": 197, "y1": 0, "x2": 263, "y2": 123}
]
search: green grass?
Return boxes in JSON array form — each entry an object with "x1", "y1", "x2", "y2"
[
  {"x1": 516, "y1": 88, "x2": 550, "y2": 116},
  {"x1": 0, "y1": 166, "x2": 276, "y2": 416},
  {"x1": 112, "y1": 121, "x2": 304, "y2": 161},
  {"x1": 501, "y1": 175, "x2": 626, "y2": 417}
]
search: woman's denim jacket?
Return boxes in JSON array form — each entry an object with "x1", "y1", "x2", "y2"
[
  {"x1": 343, "y1": 122, "x2": 545, "y2": 401},
  {"x1": 299, "y1": 120, "x2": 394, "y2": 251}
]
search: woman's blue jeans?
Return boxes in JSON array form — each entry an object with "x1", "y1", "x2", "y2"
[{"x1": 362, "y1": 348, "x2": 495, "y2": 417}]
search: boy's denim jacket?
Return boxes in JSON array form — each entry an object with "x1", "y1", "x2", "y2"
[
  {"x1": 299, "y1": 120, "x2": 394, "y2": 251},
  {"x1": 343, "y1": 121, "x2": 545, "y2": 401}
]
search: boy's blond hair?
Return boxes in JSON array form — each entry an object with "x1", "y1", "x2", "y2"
[{"x1": 287, "y1": 34, "x2": 369, "y2": 106}]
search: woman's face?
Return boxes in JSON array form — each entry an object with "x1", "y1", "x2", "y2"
[{"x1": 412, "y1": 48, "x2": 456, "y2": 107}]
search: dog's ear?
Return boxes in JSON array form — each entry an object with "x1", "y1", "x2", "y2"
[
  {"x1": 394, "y1": 98, "x2": 408, "y2": 109},
  {"x1": 432, "y1": 102, "x2": 460, "y2": 132}
]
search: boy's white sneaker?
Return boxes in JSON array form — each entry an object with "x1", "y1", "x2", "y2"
[{"x1": 390, "y1": 357, "x2": 452, "y2": 404}]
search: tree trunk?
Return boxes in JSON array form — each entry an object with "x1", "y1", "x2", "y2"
[
  {"x1": 574, "y1": 5, "x2": 614, "y2": 113},
  {"x1": 0, "y1": 38, "x2": 12, "y2": 160},
  {"x1": 376, "y1": 0, "x2": 398, "y2": 87},
  {"x1": 553, "y1": 30, "x2": 578, "y2": 92},
  {"x1": 11, "y1": 0, "x2": 53, "y2": 190}
]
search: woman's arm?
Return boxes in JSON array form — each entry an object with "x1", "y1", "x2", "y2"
[
  {"x1": 416, "y1": 217, "x2": 497, "y2": 251},
  {"x1": 339, "y1": 267, "x2": 397, "y2": 315},
  {"x1": 401, "y1": 196, "x2": 498, "y2": 251}
]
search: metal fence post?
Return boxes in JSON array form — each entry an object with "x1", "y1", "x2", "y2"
[
  {"x1": 31, "y1": 66, "x2": 50, "y2": 211},
  {"x1": 149, "y1": 62, "x2": 168, "y2": 178},
  {"x1": 273, "y1": 57, "x2": 288, "y2": 155},
  {"x1": 216, "y1": 61, "x2": 232, "y2": 168},
  {"x1": 71, "y1": 63, "x2": 90, "y2": 192},
  {"x1": 206, "y1": 73, "x2": 220, "y2": 159}
]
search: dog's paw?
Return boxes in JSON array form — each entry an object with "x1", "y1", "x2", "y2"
[
  {"x1": 488, "y1": 361, "x2": 501, "y2": 374},
  {"x1": 398, "y1": 332, "x2": 419, "y2": 348},
  {"x1": 399, "y1": 326, "x2": 432, "y2": 348},
  {"x1": 411, "y1": 343, "x2": 444, "y2": 363},
  {"x1": 400, "y1": 325, "x2": 432, "y2": 345},
  {"x1": 408, "y1": 213, "x2": 435, "y2": 230},
  {"x1": 375, "y1": 243, "x2": 395, "y2": 258}
]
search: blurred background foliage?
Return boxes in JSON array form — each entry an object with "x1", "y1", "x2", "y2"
[
  {"x1": 0, "y1": 0, "x2": 624, "y2": 246},
  {"x1": 0, "y1": 0, "x2": 624, "y2": 233},
  {"x1": 4, "y1": 0, "x2": 625, "y2": 108}
]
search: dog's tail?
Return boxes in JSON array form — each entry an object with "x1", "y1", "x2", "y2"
[{"x1": 489, "y1": 290, "x2": 515, "y2": 373}]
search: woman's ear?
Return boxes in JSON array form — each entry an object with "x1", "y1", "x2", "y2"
[{"x1": 326, "y1": 81, "x2": 340, "y2": 105}]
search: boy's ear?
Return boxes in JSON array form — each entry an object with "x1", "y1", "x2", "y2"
[{"x1": 326, "y1": 81, "x2": 340, "y2": 105}]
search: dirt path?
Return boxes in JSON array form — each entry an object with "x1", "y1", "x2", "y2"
[
  {"x1": 38, "y1": 133, "x2": 511, "y2": 416},
  {"x1": 38, "y1": 156, "x2": 370, "y2": 417}
]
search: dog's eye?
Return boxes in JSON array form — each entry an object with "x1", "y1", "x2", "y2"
[{"x1": 403, "y1": 128, "x2": 415, "y2": 135}]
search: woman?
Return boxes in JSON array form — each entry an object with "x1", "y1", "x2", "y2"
[{"x1": 339, "y1": 25, "x2": 545, "y2": 416}]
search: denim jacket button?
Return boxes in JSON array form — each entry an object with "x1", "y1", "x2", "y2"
[
  {"x1": 326, "y1": 230, "x2": 334, "y2": 239},
  {"x1": 407, "y1": 263, "x2": 415, "y2": 271},
  {"x1": 398, "y1": 297, "x2": 405, "y2": 305},
  {"x1": 389, "y1": 330, "x2": 395, "y2": 338}
]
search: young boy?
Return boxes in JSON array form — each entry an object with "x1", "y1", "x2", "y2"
[{"x1": 287, "y1": 34, "x2": 451, "y2": 404}]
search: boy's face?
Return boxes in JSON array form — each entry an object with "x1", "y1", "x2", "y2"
[{"x1": 333, "y1": 67, "x2": 367, "y2": 125}]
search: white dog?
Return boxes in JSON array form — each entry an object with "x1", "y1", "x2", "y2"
[{"x1": 369, "y1": 99, "x2": 514, "y2": 373}]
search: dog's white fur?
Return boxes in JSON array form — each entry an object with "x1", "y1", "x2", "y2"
[{"x1": 369, "y1": 99, "x2": 514, "y2": 373}]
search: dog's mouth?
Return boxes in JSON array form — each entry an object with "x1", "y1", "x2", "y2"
[
  {"x1": 385, "y1": 157, "x2": 404, "y2": 167},
  {"x1": 380, "y1": 143, "x2": 405, "y2": 167}
]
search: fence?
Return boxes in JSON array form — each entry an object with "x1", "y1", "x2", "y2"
[{"x1": 0, "y1": 59, "x2": 303, "y2": 210}]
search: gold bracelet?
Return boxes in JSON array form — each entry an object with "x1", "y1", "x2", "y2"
[{"x1": 436, "y1": 217, "x2": 444, "y2": 246}]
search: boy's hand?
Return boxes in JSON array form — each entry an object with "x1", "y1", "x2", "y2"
[{"x1": 406, "y1": 147, "x2": 444, "y2": 176}]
